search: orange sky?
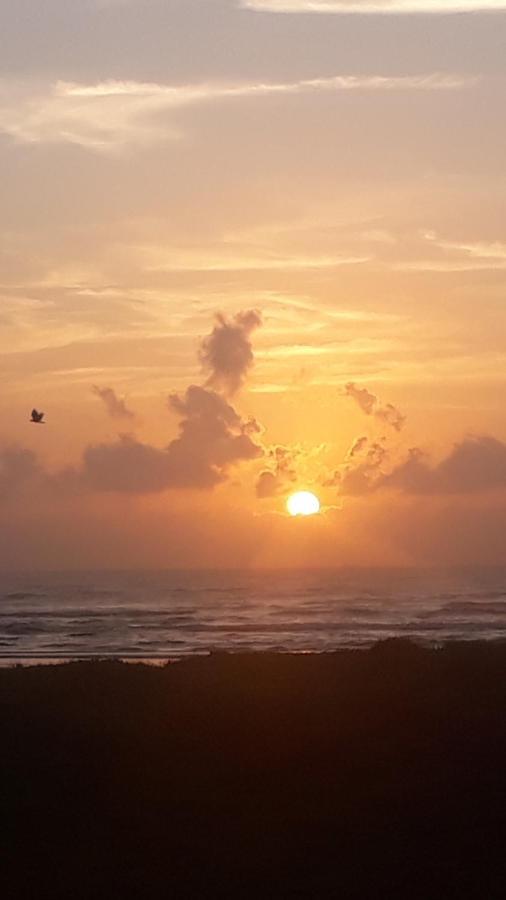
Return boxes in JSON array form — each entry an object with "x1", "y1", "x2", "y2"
[{"x1": 1, "y1": 0, "x2": 505, "y2": 569}]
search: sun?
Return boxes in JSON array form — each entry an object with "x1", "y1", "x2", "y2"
[{"x1": 287, "y1": 491, "x2": 321, "y2": 517}]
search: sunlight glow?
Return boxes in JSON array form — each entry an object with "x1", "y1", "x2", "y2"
[{"x1": 287, "y1": 491, "x2": 321, "y2": 517}]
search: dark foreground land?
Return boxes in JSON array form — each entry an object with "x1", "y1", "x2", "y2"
[{"x1": 2, "y1": 641, "x2": 506, "y2": 899}]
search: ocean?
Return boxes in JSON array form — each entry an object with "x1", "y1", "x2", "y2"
[{"x1": 1, "y1": 567, "x2": 505, "y2": 662}]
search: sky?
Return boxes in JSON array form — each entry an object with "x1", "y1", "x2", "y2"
[{"x1": 1, "y1": 0, "x2": 505, "y2": 569}]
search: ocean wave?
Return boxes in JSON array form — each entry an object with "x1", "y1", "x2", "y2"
[
  {"x1": 421, "y1": 601, "x2": 506, "y2": 617},
  {"x1": 1, "y1": 568, "x2": 505, "y2": 660}
]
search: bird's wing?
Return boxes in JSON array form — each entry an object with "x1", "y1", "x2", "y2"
[{"x1": 31, "y1": 409, "x2": 38, "y2": 418}]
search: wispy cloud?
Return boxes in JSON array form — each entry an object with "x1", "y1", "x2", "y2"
[
  {"x1": 395, "y1": 232, "x2": 506, "y2": 271},
  {"x1": 241, "y1": 1, "x2": 506, "y2": 14},
  {"x1": 92, "y1": 385, "x2": 135, "y2": 420},
  {"x1": 344, "y1": 382, "x2": 406, "y2": 431},
  {"x1": 146, "y1": 253, "x2": 370, "y2": 273},
  {"x1": 425, "y1": 233, "x2": 506, "y2": 260},
  {"x1": 394, "y1": 260, "x2": 506, "y2": 272},
  {"x1": 57, "y1": 73, "x2": 474, "y2": 99},
  {"x1": 0, "y1": 72, "x2": 476, "y2": 153}
]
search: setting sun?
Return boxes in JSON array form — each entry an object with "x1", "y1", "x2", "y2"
[{"x1": 287, "y1": 491, "x2": 321, "y2": 517}]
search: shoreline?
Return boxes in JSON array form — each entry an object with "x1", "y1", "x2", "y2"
[{"x1": 1, "y1": 634, "x2": 506, "y2": 667}]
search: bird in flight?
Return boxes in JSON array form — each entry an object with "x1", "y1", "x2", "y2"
[{"x1": 30, "y1": 409, "x2": 45, "y2": 424}]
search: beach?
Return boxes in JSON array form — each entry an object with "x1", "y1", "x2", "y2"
[{"x1": 2, "y1": 640, "x2": 506, "y2": 898}]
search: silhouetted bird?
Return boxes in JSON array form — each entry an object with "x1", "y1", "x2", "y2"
[{"x1": 30, "y1": 409, "x2": 45, "y2": 424}]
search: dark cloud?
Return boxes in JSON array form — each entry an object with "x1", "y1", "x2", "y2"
[
  {"x1": 81, "y1": 435, "x2": 174, "y2": 494},
  {"x1": 337, "y1": 439, "x2": 389, "y2": 495},
  {"x1": 375, "y1": 402, "x2": 406, "y2": 433},
  {"x1": 2, "y1": 309, "x2": 265, "y2": 500},
  {"x1": 368, "y1": 498, "x2": 506, "y2": 569},
  {"x1": 344, "y1": 383, "x2": 377, "y2": 416},
  {"x1": 348, "y1": 435, "x2": 368, "y2": 459},
  {"x1": 199, "y1": 310, "x2": 262, "y2": 396},
  {"x1": 344, "y1": 382, "x2": 406, "y2": 432},
  {"x1": 379, "y1": 435, "x2": 506, "y2": 495},
  {"x1": 165, "y1": 385, "x2": 262, "y2": 488},
  {"x1": 92, "y1": 385, "x2": 135, "y2": 420},
  {"x1": 256, "y1": 446, "x2": 297, "y2": 498},
  {"x1": 339, "y1": 435, "x2": 506, "y2": 497},
  {"x1": 80, "y1": 386, "x2": 262, "y2": 494},
  {"x1": 0, "y1": 446, "x2": 44, "y2": 500},
  {"x1": 77, "y1": 311, "x2": 265, "y2": 493}
]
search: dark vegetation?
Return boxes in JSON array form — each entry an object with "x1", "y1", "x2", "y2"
[{"x1": 2, "y1": 640, "x2": 506, "y2": 898}]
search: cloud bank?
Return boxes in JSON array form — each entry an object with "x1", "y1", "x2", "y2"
[
  {"x1": 18, "y1": 387, "x2": 262, "y2": 496},
  {"x1": 340, "y1": 435, "x2": 506, "y2": 496},
  {"x1": 3, "y1": 284, "x2": 343, "y2": 505},
  {"x1": 1, "y1": 395, "x2": 262, "y2": 499},
  {"x1": 1, "y1": 311, "x2": 264, "y2": 497},
  {"x1": 379, "y1": 435, "x2": 506, "y2": 495},
  {"x1": 82, "y1": 362, "x2": 264, "y2": 493},
  {"x1": 0, "y1": 447, "x2": 45, "y2": 501}
]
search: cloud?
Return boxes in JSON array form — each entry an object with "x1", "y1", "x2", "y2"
[
  {"x1": 0, "y1": 72, "x2": 475, "y2": 153},
  {"x1": 345, "y1": 382, "x2": 406, "y2": 431},
  {"x1": 338, "y1": 435, "x2": 506, "y2": 496},
  {"x1": 256, "y1": 446, "x2": 298, "y2": 497},
  {"x1": 78, "y1": 386, "x2": 263, "y2": 493},
  {"x1": 0, "y1": 80, "x2": 180, "y2": 153},
  {"x1": 425, "y1": 234, "x2": 506, "y2": 261},
  {"x1": 80, "y1": 435, "x2": 176, "y2": 493},
  {"x1": 348, "y1": 435, "x2": 369, "y2": 458},
  {"x1": 0, "y1": 447, "x2": 45, "y2": 500},
  {"x1": 166, "y1": 385, "x2": 263, "y2": 486},
  {"x1": 146, "y1": 252, "x2": 369, "y2": 273},
  {"x1": 92, "y1": 385, "x2": 135, "y2": 420},
  {"x1": 200, "y1": 310, "x2": 262, "y2": 396},
  {"x1": 345, "y1": 383, "x2": 377, "y2": 415},
  {"x1": 328, "y1": 437, "x2": 388, "y2": 492},
  {"x1": 1, "y1": 308, "x2": 265, "y2": 498},
  {"x1": 240, "y1": 1, "x2": 506, "y2": 14},
  {"x1": 0, "y1": 389, "x2": 263, "y2": 499},
  {"x1": 403, "y1": 233, "x2": 506, "y2": 272},
  {"x1": 378, "y1": 435, "x2": 506, "y2": 495},
  {"x1": 58, "y1": 73, "x2": 472, "y2": 99},
  {"x1": 375, "y1": 402, "x2": 406, "y2": 432}
]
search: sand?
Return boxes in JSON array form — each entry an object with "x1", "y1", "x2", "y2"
[{"x1": 2, "y1": 640, "x2": 506, "y2": 898}]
